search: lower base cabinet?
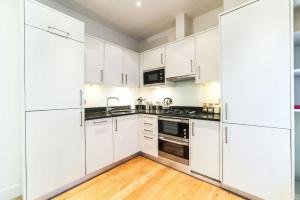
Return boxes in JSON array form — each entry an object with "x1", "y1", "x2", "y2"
[
  {"x1": 141, "y1": 134, "x2": 158, "y2": 157},
  {"x1": 113, "y1": 115, "x2": 139, "y2": 162},
  {"x1": 26, "y1": 109, "x2": 85, "y2": 200},
  {"x1": 222, "y1": 123, "x2": 292, "y2": 200},
  {"x1": 85, "y1": 118, "x2": 114, "y2": 174},
  {"x1": 190, "y1": 119, "x2": 220, "y2": 180}
]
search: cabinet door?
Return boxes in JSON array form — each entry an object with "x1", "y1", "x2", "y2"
[
  {"x1": 25, "y1": 0, "x2": 84, "y2": 42},
  {"x1": 166, "y1": 37, "x2": 195, "y2": 79},
  {"x1": 222, "y1": 123, "x2": 291, "y2": 200},
  {"x1": 85, "y1": 118, "x2": 113, "y2": 174},
  {"x1": 104, "y1": 43, "x2": 124, "y2": 86},
  {"x1": 26, "y1": 109, "x2": 85, "y2": 200},
  {"x1": 220, "y1": 0, "x2": 291, "y2": 129},
  {"x1": 195, "y1": 28, "x2": 220, "y2": 83},
  {"x1": 25, "y1": 26, "x2": 84, "y2": 111},
  {"x1": 85, "y1": 36, "x2": 104, "y2": 84},
  {"x1": 141, "y1": 134, "x2": 158, "y2": 157},
  {"x1": 124, "y1": 50, "x2": 139, "y2": 87},
  {"x1": 143, "y1": 47, "x2": 165, "y2": 70},
  {"x1": 113, "y1": 115, "x2": 139, "y2": 162},
  {"x1": 190, "y1": 120, "x2": 220, "y2": 180}
]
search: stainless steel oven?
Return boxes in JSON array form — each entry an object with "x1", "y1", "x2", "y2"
[{"x1": 158, "y1": 116, "x2": 189, "y2": 165}]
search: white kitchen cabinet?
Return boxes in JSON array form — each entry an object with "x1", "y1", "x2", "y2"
[
  {"x1": 25, "y1": 0, "x2": 84, "y2": 42},
  {"x1": 85, "y1": 36, "x2": 104, "y2": 84},
  {"x1": 220, "y1": 0, "x2": 291, "y2": 129},
  {"x1": 141, "y1": 134, "x2": 158, "y2": 157},
  {"x1": 222, "y1": 123, "x2": 291, "y2": 200},
  {"x1": 85, "y1": 118, "x2": 113, "y2": 174},
  {"x1": 124, "y1": 50, "x2": 140, "y2": 87},
  {"x1": 190, "y1": 120, "x2": 220, "y2": 180},
  {"x1": 166, "y1": 37, "x2": 195, "y2": 79},
  {"x1": 113, "y1": 115, "x2": 139, "y2": 162},
  {"x1": 26, "y1": 109, "x2": 85, "y2": 200},
  {"x1": 143, "y1": 47, "x2": 165, "y2": 70},
  {"x1": 104, "y1": 43, "x2": 124, "y2": 86},
  {"x1": 195, "y1": 28, "x2": 220, "y2": 83},
  {"x1": 25, "y1": 25, "x2": 84, "y2": 111}
]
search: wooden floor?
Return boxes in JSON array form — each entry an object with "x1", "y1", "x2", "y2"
[{"x1": 53, "y1": 156, "x2": 244, "y2": 200}]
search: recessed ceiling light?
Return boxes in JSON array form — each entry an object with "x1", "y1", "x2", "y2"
[{"x1": 136, "y1": 1, "x2": 141, "y2": 7}]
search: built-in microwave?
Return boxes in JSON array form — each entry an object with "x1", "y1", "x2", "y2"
[{"x1": 143, "y1": 68, "x2": 165, "y2": 86}]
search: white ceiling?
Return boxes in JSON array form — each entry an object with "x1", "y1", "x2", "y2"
[{"x1": 52, "y1": 0, "x2": 222, "y2": 41}]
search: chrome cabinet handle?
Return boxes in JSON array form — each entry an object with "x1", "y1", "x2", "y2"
[
  {"x1": 144, "y1": 129, "x2": 153, "y2": 133},
  {"x1": 121, "y1": 74, "x2": 124, "y2": 84},
  {"x1": 224, "y1": 127, "x2": 228, "y2": 144},
  {"x1": 80, "y1": 90, "x2": 83, "y2": 106},
  {"x1": 198, "y1": 66, "x2": 201, "y2": 79},
  {"x1": 100, "y1": 70, "x2": 103, "y2": 82},
  {"x1": 115, "y1": 119, "x2": 118, "y2": 132},
  {"x1": 144, "y1": 122, "x2": 153, "y2": 126},
  {"x1": 190, "y1": 60, "x2": 193, "y2": 72},
  {"x1": 224, "y1": 103, "x2": 228, "y2": 120},
  {"x1": 126, "y1": 74, "x2": 128, "y2": 84},
  {"x1": 80, "y1": 111, "x2": 83, "y2": 127},
  {"x1": 47, "y1": 26, "x2": 70, "y2": 38},
  {"x1": 93, "y1": 120, "x2": 107, "y2": 124},
  {"x1": 161, "y1": 53, "x2": 163, "y2": 64},
  {"x1": 144, "y1": 116, "x2": 153, "y2": 119},
  {"x1": 144, "y1": 135, "x2": 153, "y2": 140},
  {"x1": 191, "y1": 122, "x2": 194, "y2": 136}
]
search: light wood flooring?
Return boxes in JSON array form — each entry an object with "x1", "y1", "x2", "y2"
[{"x1": 52, "y1": 156, "x2": 243, "y2": 200}]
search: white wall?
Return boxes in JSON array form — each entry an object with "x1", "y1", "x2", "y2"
[
  {"x1": 139, "y1": 7, "x2": 222, "y2": 52},
  {"x1": 35, "y1": 0, "x2": 139, "y2": 52},
  {"x1": 0, "y1": 0, "x2": 22, "y2": 199},
  {"x1": 84, "y1": 85, "x2": 140, "y2": 108},
  {"x1": 223, "y1": 0, "x2": 249, "y2": 11},
  {"x1": 85, "y1": 81, "x2": 220, "y2": 108},
  {"x1": 192, "y1": 7, "x2": 223, "y2": 34}
]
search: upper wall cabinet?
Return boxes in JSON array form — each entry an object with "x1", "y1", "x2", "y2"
[
  {"x1": 165, "y1": 37, "x2": 196, "y2": 79},
  {"x1": 143, "y1": 47, "x2": 165, "y2": 70},
  {"x1": 104, "y1": 43, "x2": 124, "y2": 86},
  {"x1": 124, "y1": 50, "x2": 140, "y2": 87},
  {"x1": 195, "y1": 28, "x2": 220, "y2": 83},
  {"x1": 85, "y1": 36, "x2": 104, "y2": 84},
  {"x1": 25, "y1": 0, "x2": 84, "y2": 42}
]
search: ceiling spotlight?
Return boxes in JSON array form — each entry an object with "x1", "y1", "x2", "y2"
[{"x1": 136, "y1": 1, "x2": 141, "y2": 7}]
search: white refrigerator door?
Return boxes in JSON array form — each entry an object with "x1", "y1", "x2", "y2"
[
  {"x1": 26, "y1": 109, "x2": 85, "y2": 200},
  {"x1": 25, "y1": 25, "x2": 84, "y2": 111}
]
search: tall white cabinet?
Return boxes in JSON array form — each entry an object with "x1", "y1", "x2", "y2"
[
  {"x1": 25, "y1": 1, "x2": 85, "y2": 199},
  {"x1": 220, "y1": 0, "x2": 292, "y2": 199}
]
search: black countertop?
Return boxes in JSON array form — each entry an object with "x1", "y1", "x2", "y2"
[{"x1": 85, "y1": 109, "x2": 220, "y2": 122}]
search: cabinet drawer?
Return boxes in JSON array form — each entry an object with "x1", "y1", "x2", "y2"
[
  {"x1": 142, "y1": 115, "x2": 157, "y2": 129},
  {"x1": 141, "y1": 134, "x2": 158, "y2": 157},
  {"x1": 25, "y1": 0, "x2": 84, "y2": 42}
]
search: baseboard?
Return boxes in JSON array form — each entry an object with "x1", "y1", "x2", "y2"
[{"x1": 0, "y1": 184, "x2": 22, "y2": 200}]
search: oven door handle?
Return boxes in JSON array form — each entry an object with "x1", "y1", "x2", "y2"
[
  {"x1": 159, "y1": 137, "x2": 189, "y2": 146},
  {"x1": 158, "y1": 117, "x2": 189, "y2": 123}
]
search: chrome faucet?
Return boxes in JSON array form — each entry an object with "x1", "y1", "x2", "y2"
[{"x1": 107, "y1": 97, "x2": 119, "y2": 112}]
